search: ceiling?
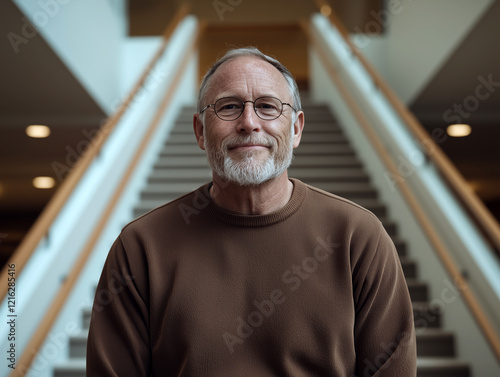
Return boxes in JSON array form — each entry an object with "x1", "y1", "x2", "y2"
[{"x1": 0, "y1": 0, "x2": 499, "y2": 266}]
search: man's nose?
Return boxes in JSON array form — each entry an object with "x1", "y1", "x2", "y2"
[{"x1": 237, "y1": 102, "x2": 261, "y2": 133}]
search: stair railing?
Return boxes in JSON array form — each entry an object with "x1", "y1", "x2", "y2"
[
  {"x1": 314, "y1": 0, "x2": 500, "y2": 256},
  {"x1": 0, "y1": 5, "x2": 203, "y2": 376},
  {"x1": 0, "y1": 4, "x2": 189, "y2": 303},
  {"x1": 307, "y1": 0, "x2": 500, "y2": 361}
]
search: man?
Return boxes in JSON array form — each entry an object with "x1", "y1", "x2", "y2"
[{"x1": 87, "y1": 47, "x2": 417, "y2": 376}]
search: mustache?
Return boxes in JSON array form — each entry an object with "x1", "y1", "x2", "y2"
[{"x1": 223, "y1": 134, "x2": 275, "y2": 149}]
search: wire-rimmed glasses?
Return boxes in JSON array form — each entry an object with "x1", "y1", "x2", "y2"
[{"x1": 200, "y1": 96, "x2": 297, "y2": 121}]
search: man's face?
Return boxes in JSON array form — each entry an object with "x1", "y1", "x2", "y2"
[{"x1": 194, "y1": 57, "x2": 304, "y2": 186}]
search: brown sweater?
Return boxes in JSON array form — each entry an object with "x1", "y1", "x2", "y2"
[{"x1": 87, "y1": 179, "x2": 417, "y2": 376}]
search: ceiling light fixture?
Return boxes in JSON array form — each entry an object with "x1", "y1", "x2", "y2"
[
  {"x1": 447, "y1": 124, "x2": 471, "y2": 137},
  {"x1": 33, "y1": 176, "x2": 55, "y2": 189},
  {"x1": 320, "y1": 5, "x2": 332, "y2": 17},
  {"x1": 26, "y1": 125, "x2": 51, "y2": 138}
]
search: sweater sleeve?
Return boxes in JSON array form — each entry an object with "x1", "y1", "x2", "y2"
[
  {"x1": 351, "y1": 223, "x2": 417, "y2": 377},
  {"x1": 86, "y1": 235, "x2": 151, "y2": 376}
]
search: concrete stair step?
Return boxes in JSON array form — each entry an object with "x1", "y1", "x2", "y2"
[
  {"x1": 148, "y1": 168, "x2": 213, "y2": 182},
  {"x1": 417, "y1": 329, "x2": 456, "y2": 357},
  {"x1": 349, "y1": 198, "x2": 387, "y2": 218},
  {"x1": 53, "y1": 358, "x2": 86, "y2": 377},
  {"x1": 82, "y1": 309, "x2": 91, "y2": 331},
  {"x1": 289, "y1": 168, "x2": 369, "y2": 181},
  {"x1": 298, "y1": 133, "x2": 349, "y2": 143},
  {"x1": 300, "y1": 112, "x2": 336, "y2": 122},
  {"x1": 387, "y1": 236, "x2": 407, "y2": 257},
  {"x1": 160, "y1": 145, "x2": 206, "y2": 156},
  {"x1": 416, "y1": 357, "x2": 470, "y2": 377},
  {"x1": 295, "y1": 144, "x2": 355, "y2": 155},
  {"x1": 379, "y1": 218, "x2": 397, "y2": 236},
  {"x1": 412, "y1": 301, "x2": 442, "y2": 329},
  {"x1": 302, "y1": 181, "x2": 377, "y2": 199},
  {"x1": 154, "y1": 156, "x2": 210, "y2": 168},
  {"x1": 400, "y1": 256, "x2": 417, "y2": 279},
  {"x1": 68, "y1": 331, "x2": 88, "y2": 358},
  {"x1": 407, "y1": 279, "x2": 429, "y2": 302},
  {"x1": 134, "y1": 199, "x2": 179, "y2": 217}
]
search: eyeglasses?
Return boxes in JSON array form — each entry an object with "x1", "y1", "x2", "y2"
[{"x1": 200, "y1": 96, "x2": 297, "y2": 121}]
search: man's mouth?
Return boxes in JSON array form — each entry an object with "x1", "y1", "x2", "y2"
[{"x1": 228, "y1": 144, "x2": 270, "y2": 150}]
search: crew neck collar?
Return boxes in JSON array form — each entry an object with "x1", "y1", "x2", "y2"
[{"x1": 204, "y1": 178, "x2": 306, "y2": 227}]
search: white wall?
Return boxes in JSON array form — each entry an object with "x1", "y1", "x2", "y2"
[
  {"x1": 14, "y1": 0, "x2": 127, "y2": 114},
  {"x1": 121, "y1": 37, "x2": 163, "y2": 97},
  {"x1": 354, "y1": 0, "x2": 494, "y2": 104}
]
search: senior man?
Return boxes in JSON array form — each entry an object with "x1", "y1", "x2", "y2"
[{"x1": 87, "y1": 47, "x2": 417, "y2": 376}]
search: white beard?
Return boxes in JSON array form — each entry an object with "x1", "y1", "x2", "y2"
[{"x1": 204, "y1": 127, "x2": 294, "y2": 186}]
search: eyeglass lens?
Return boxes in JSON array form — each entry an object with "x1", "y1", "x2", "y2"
[{"x1": 215, "y1": 97, "x2": 282, "y2": 120}]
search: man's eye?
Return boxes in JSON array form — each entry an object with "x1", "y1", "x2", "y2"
[
  {"x1": 257, "y1": 102, "x2": 278, "y2": 110},
  {"x1": 217, "y1": 100, "x2": 242, "y2": 112},
  {"x1": 221, "y1": 104, "x2": 239, "y2": 110}
]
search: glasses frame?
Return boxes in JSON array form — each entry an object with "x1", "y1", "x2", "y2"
[{"x1": 200, "y1": 96, "x2": 297, "y2": 121}]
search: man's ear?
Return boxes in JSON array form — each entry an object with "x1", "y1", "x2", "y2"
[
  {"x1": 292, "y1": 111, "x2": 305, "y2": 149},
  {"x1": 193, "y1": 113, "x2": 206, "y2": 150}
]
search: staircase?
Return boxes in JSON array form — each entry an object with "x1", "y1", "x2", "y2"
[{"x1": 53, "y1": 101, "x2": 472, "y2": 377}]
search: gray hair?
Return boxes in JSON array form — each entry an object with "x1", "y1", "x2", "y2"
[{"x1": 197, "y1": 47, "x2": 302, "y2": 118}]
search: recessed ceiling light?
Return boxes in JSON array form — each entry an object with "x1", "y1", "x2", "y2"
[
  {"x1": 26, "y1": 125, "x2": 51, "y2": 138},
  {"x1": 33, "y1": 176, "x2": 55, "y2": 189},
  {"x1": 320, "y1": 5, "x2": 332, "y2": 17},
  {"x1": 447, "y1": 124, "x2": 471, "y2": 137}
]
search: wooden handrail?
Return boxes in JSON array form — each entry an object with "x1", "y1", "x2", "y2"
[
  {"x1": 0, "y1": 4, "x2": 190, "y2": 303},
  {"x1": 10, "y1": 14, "x2": 202, "y2": 377},
  {"x1": 301, "y1": 14, "x2": 500, "y2": 362},
  {"x1": 314, "y1": 0, "x2": 500, "y2": 256}
]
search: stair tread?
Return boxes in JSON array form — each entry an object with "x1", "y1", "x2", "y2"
[
  {"x1": 69, "y1": 331, "x2": 89, "y2": 341},
  {"x1": 417, "y1": 328, "x2": 455, "y2": 337},
  {"x1": 53, "y1": 357, "x2": 86, "y2": 369},
  {"x1": 416, "y1": 357, "x2": 469, "y2": 368}
]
